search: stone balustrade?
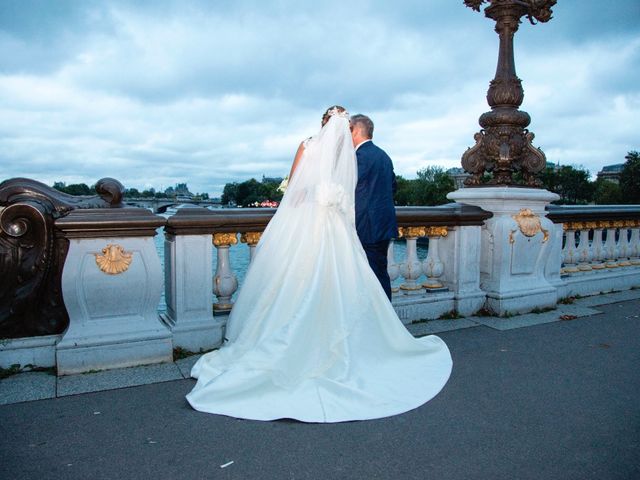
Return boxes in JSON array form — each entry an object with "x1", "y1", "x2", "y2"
[
  {"x1": 2, "y1": 176, "x2": 640, "y2": 374},
  {"x1": 547, "y1": 206, "x2": 640, "y2": 298},
  {"x1": 162, "y1": 204, "x2": 492, "y2": 352}
]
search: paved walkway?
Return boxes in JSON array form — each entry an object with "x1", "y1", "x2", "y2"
[{"x1": 1, "y1": 291, "x2": 639, "y2": 479}]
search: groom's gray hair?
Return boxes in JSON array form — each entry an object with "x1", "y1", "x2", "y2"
[{"x1": 350, "y1": 114, "x2": 374, "y2": 139}]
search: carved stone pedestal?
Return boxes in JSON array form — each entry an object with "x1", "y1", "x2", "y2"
[
  {"x1": 161, "y1": 232, "x2": 224, "y2": 352},
  {"x1": 55, "y1": 209, "x2": 172, "y2": 375},
  {"x1": 448, "y1": 187, "x2": 560, "y2": 315}
]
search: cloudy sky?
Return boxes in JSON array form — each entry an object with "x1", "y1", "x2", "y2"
[{"x1": 1, "y1": 0, "x2": 638, "y2": 197}]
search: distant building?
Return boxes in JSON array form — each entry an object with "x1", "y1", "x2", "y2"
[
  {"x1": 174, "y1": 183, "x2": 193, "y2": 198},
  {"x1": 596, "y1": 164, "x2": 624, "y2": 184},
  {"x1": 446, "y1": 167, "x2": 470, "y2": 189}
]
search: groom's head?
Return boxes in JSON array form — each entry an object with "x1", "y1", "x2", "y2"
[{"x1": 350, "y1": 114, "x2": 374, "y2": 147}]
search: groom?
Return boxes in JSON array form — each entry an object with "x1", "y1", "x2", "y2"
[{"x1": 350, "y1": 114, "x2": 398, "y2": 301}]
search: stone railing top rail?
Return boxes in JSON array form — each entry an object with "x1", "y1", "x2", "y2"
[
  {"x1": 164, "y1": 203, "x2": 492, "y2": 236},
  {"x1": 546, "y1": 205, "x2": 640, "y2": 224},
  {"x1": 55, "y1": 208, "x2": 167, "y2": 238}
]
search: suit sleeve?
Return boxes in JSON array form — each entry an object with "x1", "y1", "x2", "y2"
[{"x1": 390, "y1": 160, "x2": 397, "y2": 196}]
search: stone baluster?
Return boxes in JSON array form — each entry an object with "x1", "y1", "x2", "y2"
[
  {"x1": 387, "y1": 237, "x2": 401, "y2": 294},
  {"x1": 590, "y1": 222, "x2": 606, "y2": 269},
  {"x1": 213, "y1": 232, "x2": 239, "y2": 312},
  {"x1": 399, "y1": 226, "x2": 425, "y2": 294},
  {"x1": 422, "y1": 227, "x2": 448, "y2": 290},
  {"x1": 603, "y1": 223, "x2": 619, "y2": 268},
  {"x1": 241, "y1": 231, "x2": 262, "y2": 262},
  {"x1": 562, "y1": 224, "x2": 579, "y2": 273},
  {"x1": 628, "y1": 220, "x2": 640, "y2": 265},
  {"x1": 615, "y1": 221, "x2": 631, "y2": 267},
  {"x1": 576, "y1": 223, "x2": 593, "y2": 271}
]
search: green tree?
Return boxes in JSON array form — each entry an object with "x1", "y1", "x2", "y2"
[
  {"x1": 125, "y1": 188, "x2": 140, "y2": 198},
  {"x1": 619, "y1": 151, "x2": 640, "y2": 204},
  {"x1": 541, "y1": 165, "x2": 593, "y2": 204},
  {"x1": 221, "y1": 182, "x2": 239, "y2": 205},
  {"x1": 412, "y1": 166, "x2": 455, "y2": 206},
  {"x1": 221, "y1": 177, "x2": 283, "y2": 206},
  {"x1": 52, "y1": 182, "x2": 94, "y2": 196},
  {"x1": 235, "y1": 178, "x2": 265, "y2": 206},
  {"x1": 394, "y1": 175, "x2": 414, "y2": 206},
  {"x1": 593, "y1": 178, "x2": 622, "y2": 205}
]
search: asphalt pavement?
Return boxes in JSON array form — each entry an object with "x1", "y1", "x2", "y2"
[{"x1": 1, "y1": 296, "x2": 639, "y2": 480}]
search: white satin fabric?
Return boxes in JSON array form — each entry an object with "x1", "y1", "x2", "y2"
[{"x1": 186, "y1": 114, "x2": 452, "y2": 422}]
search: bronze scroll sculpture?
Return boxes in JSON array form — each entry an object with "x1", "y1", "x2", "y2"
[{"x1": 0, "y1": 178, "x2": 124, "y2": 339}]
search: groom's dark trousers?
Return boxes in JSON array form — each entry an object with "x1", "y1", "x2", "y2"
[{"x1": 355, "y1": 141, "x2": 398, "y2": 301}]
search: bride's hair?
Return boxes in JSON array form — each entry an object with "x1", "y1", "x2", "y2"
[{"x1": 321, "y1": 105, "x2": 347, "y2": 126}]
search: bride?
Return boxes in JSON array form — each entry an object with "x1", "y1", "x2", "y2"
[{"x1": 186, "y1": 107, "x2": 452, "y2": 422}]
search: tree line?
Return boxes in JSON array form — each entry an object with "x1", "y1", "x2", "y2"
[
  {"x1": 219, "y1": 151, "x2": 639, "y2": 207},
  {"x1": 50, "y1": 150, "x2": 639, "y2": 206},
  {"x1": 539, "y1": 151, "x2": 639, "y2": 205},
  {"x1": 52, "y1": 182, "x2": 210, "y2": 200}
]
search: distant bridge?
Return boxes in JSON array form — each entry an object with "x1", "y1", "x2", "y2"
[{"x1": 125, "y1": 198, "x2": 221, "y2": 213}]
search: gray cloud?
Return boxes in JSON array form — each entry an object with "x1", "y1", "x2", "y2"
[{"x1": 0, "y1": 0, "x2": 638, "y2": 196}]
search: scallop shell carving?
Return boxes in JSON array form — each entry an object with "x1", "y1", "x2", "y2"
[
  {"x1": 95, "y1": 244, "x2": 133, "y2": 275},
  {"x1": 512, "y1": 208, "x2": 549, "y2": 242}
]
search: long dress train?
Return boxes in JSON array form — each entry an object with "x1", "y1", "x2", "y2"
[{"x1": 186, "y1": 112, "x2": 452, "y2": 422}]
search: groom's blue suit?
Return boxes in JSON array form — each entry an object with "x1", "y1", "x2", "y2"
[{"x1": 355, "y1": 140, "x2": 398, "y2": 300}]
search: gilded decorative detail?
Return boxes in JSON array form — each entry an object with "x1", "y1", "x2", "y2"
[
  {"x1": 564, "y1": 221, "x2": 590, "y2": 231},
  {"x1": 398, "y1": 226, "x2": 448, "y2": 238},
  {"x1": 213, "y1": 302, "x2": 234, "y2": 312},
  {"x1": 400, "y1": 284, "x2": 424, "y2": 291},
  {"x1": 240, "y1": 232, "x2": 262, "y2": 246},
  {"x1": 613, "y1": 220, "x2": 626, "y2": 229},
  {"x1": 425, "y1": 226, "x2": 448, "y2": 237},
  {"x1": 512, "y1": 208, "x2": 549, "y2": 242},
  {"x1": 95, "y1": 244, "x2": 133, "y2": 275},
  {"x1": 403, "y1": 226, "x2": 426, "y2": 238},
  {"x1": 585, "y1": 221, "x2": 599, "y2": 230},
  {"x1": 213, "y1": 232, "x2": 238, "y2": 247}
]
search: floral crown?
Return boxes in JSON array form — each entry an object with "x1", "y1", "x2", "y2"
[{"x1": 327, "y1": 107, "x2": 349, "y2": 119}]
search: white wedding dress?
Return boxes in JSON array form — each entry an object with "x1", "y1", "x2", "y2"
[{"x1": 187, "y1": 112, "x2": 452, "y2": 422}]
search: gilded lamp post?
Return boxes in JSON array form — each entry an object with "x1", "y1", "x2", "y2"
[{"x1": 461, "y1": 0, "x2": 556, "y2": 187}]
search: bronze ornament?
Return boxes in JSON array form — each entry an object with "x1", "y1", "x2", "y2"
[
  {"x1": 0, "y1": 177, "x2": 125, "y2": 338},
  {"x1": 461, "y1": 0, "x2": 556, "y2": 187}
]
